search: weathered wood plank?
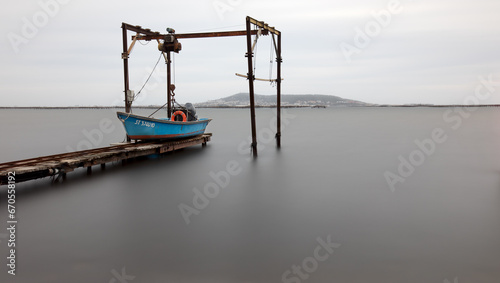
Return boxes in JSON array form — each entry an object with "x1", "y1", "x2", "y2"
[{"x1": 0, "y1": 134, "x2": 211, "y2": 185}]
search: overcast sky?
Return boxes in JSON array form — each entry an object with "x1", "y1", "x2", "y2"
[{"x1": 1, "y1": 0, "x2": 499, "y2": 106}]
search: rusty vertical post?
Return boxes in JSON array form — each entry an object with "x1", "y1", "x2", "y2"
[
  {"x1": 276, "y1": 32, "x2": 282, "y2": 148},
  {"x1": 166, "y1": 51, "x2": 172, "y2": 118},
  {"x1": 122, "y1": 23, "x2": 131, "y2": 142},
  {"x1": 246, "y1": 17, "x2": 258, "y2": 157},
  {"x1": 122, "y1": 23, "x2": 131, "y2": 114}
]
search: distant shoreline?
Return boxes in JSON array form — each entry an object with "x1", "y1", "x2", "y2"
[{"x1": 0, "y1": 105, "x2": 499, "y2": 109}]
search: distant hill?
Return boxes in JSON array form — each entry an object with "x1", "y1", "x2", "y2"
[{"x1": 195, "y1": 93, "x2": 370, "y2": 107}]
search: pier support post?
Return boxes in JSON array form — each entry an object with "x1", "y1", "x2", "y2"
[
  {"x1": 276, "y1": 31, "x2": 282, "y2": 148},
  {"x1": 246, "y1": 17, "x2": 258, "y2": 158}
]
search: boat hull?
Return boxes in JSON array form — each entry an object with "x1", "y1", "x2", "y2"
[{"x1": 117, "y1": 112, "x2": 211, "y2": 140}]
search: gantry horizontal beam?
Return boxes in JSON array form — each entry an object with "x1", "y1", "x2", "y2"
[
  {"x1": 247, "y1": 16, "x2": 280, "y2": 36},
  {"x1": 122, "y1": 23, "x2": 161, "y2": 36},
  {"x1": 124, "y1": 17, "x2": 280, "y2": 40},
  {"x1": 134, "y1": 29, "x2": 265, "y2": 41}
]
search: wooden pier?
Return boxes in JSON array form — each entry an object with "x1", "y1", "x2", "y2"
[{"x1": 0, "y1": 134, "x2": 211, "y2": 185}]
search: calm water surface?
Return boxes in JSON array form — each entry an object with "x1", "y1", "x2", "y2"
[{"x1": 0, "y1": 107, "x2": 499, "y2": 282}]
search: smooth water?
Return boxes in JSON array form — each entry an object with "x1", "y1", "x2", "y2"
[{"x1": 0, "y1": 107, "x2": 499, "y2": 282}]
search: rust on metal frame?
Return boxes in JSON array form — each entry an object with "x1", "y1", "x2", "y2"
[
  {"x1": 244, "y1": 16, "x2": 282, "y2": 156},
  {"x1": 134, "y1": 29, "x2": 265, "y2": 41}
]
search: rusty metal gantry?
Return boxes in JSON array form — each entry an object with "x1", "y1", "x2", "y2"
[{"x1": 121, "y1": 16, "x2": 282, "y2": 157}]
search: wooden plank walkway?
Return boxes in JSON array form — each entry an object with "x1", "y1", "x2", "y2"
[{"x1": 0, "y1": 134, "x2": 211, "y2": 185}]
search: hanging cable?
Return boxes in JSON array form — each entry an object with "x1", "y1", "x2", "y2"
[
  {"x1": 148, "y1": 91, "x2": 186, "y2": 118},
  {"x1": 253, "y1": 28, "x2": 259, "y2": 78},
  {"x1": 269, "y1": 35, "x2": 274, "y2": 85},
  {"x1": 253, "y1": 41, "x2": 258, "y2": 76},
  {"x1": 148, "y1": 101, "x2": 169, "y2": 118},
  {"x1": 173, "y1": 52, "x2": 176, "y2": 85},
  {"x1": 133, "y1": 53, "x2": 163, "y2": 100}
]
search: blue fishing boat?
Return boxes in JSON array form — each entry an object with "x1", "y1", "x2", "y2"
[{"x1": 117, "y1": 110, "x2": 211, "y2": 141}]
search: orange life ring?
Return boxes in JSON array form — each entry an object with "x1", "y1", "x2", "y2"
[{"x1": 171, "y1": 111, "x2": 187, "y2": 122}]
